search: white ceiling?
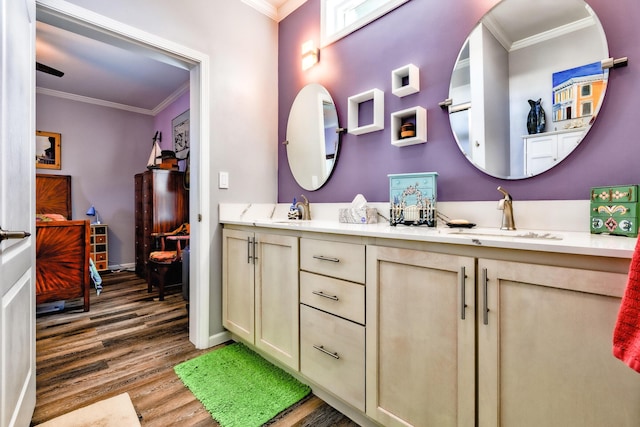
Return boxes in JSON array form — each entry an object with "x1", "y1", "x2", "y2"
[{"x1": 36, "y1": 21, "x2": 191, "y2": 114}]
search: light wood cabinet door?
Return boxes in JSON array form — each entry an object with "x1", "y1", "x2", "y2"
[
  {"x1": 222, "y1": 229, "x2": 255, "y2": 343},
  {"x1": 255, "y1": 232, "x2": 299, "y2": 370},
  {"x1": 478, "y1": 259, "x2": 640, "y2": 427},
  {"x1": 366, "y1": 246, "x2": 476, "y2": 427}
]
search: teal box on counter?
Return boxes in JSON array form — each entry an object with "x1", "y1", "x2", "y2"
[
  {"x1": 389, "y1": 172, "x2": 438, "y2": 226},
  {"x1": 590, "y1": 185, "x2": 639, "y2": 237}
]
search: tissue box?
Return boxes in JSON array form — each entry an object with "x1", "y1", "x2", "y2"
[
  {"x1": 590, "y1": 185, "x2": 639, "y2": 237},
  {"x1": 389, "y1": 172, "x2": 438, "y2": 226},
  {"x1": 339, "y1": 207, "x2": 378, "y2": 224}
]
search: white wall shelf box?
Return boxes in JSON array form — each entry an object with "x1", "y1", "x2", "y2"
[
  {"x1": 392, "y1": 64, "x2": 420, "y2": 97},
  {"x1": 348, "y1": 89, "x2": 384, "y2": 135},
  {"x1": 391, "y1": 106, "x2": 427, "y2": 147}
]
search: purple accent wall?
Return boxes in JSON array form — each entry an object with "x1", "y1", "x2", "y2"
[
  {"x1": 278, "y1": 0, "x2": 640, "y2": 203},
  {"x1": 153, "y1": 90, "x2": 190, "y2": 153}
]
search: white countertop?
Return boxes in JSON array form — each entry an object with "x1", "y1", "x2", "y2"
[{"x1": 220, "y1": 203, "x2": 637, "y2": 259}]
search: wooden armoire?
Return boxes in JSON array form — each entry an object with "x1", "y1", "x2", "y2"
[{"x1": 134, "y1": 169, "x2": 189, "y2": 277}]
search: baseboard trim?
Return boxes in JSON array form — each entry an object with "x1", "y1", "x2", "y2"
[{"x1": 208, "y1": 330, "x2": 231, "y2": 348}]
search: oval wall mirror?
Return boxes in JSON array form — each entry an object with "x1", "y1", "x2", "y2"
[
  {"x1": 286, "y1": 83, "x2": 341, "y2": 191},
  {"x1": 447, "y1": 0, "x2": 609, "y2": 179}
]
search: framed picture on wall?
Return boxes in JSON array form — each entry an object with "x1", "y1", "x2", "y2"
[
  {"x1": 35, "y1": 130, "x2": 61, "y2": 170},
  {"x1": 173, "y1": 110, "x2": 190, "y2": 160}
]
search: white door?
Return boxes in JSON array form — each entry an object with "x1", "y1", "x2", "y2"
[{"x1": 0, "y1": 0, "x2": 37, "y2": 426}]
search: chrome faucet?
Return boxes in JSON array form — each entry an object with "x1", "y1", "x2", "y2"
[
  {"x1": 295, "y1": 194, "x2": 311, "y2": 220},
  {"x1": 497, "y1": 186, "x2": 516, "y2": 230}
]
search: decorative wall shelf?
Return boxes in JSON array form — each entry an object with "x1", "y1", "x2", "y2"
[
  {"x1": 391, "y1": 106, "x2": 427, "y2": 147},
  {"x1": 392, "y1": 64, "x2": 420, "y2": 97},
  {"x1": 348, "y1": 88, "x2": 384, "y2": 135}
]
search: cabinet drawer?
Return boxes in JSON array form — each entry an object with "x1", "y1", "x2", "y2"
[
  {"x1": 590, "y1": 201, "x2": 638, "y2": 237},
  {"x1": 94, "y1": 261, "x2": 108, "y2": 271},
  {"x1": 94, "y1": 252, "x2": 107, "y2": 261},
  {"x1": 95, "y1": 235, "x2": 107, "y2": 244},
  {"x1": 300, "y1": 238, "x2": 365, "y2": 283},
  {"x1": 300, "y1": 304, "x2": 365, "y2": 411},
  {"x1": 300, "y1": 271, "x2": 364, "y2": 324}
]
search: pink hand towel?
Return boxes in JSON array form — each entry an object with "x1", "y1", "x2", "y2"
[{"x1": 613, "y1": 237, "x2": 640, "y2": 373}]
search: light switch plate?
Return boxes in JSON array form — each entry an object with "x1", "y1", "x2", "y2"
[{"x1": 219, "y1": 171, "x2": 229, "y2": 189}]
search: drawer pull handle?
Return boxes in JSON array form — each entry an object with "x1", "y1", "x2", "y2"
[
  {"x1": 313, "y1": 344, "x2": 340, "y2": 359},
  {"x1": 313, "y1": 255, "x2": 340, "y2": 263},
  {"x1": 312, "y1": 290, "x2": 339, "y2": 301}
]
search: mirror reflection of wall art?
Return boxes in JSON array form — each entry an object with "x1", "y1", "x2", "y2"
[
  {"x1": 552, "y1": 62, "x2": 606, "y2": 123},
  {"x1": 172, "y1": 110, "x2": 190, "y2": 160},
  {"x1": 35, "y1": 130, "x2": 61, "y2": 170}
]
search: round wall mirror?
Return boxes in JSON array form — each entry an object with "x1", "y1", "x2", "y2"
[
  {"x1": 447, "y1": 0, "x2": 609, "y2": 179},
  {"x1": 286, "y1": 83, "x2": 340, "y2": 190}
]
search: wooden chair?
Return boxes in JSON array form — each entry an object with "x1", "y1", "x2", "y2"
[{"x1": 147, "y1": 230, "x2": 189, "y2": 301}]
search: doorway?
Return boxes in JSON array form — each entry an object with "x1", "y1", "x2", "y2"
[{"x1": 35, "y1": 1, "x2": 211, "y2": 348}]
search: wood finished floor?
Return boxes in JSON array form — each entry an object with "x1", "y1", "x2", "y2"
[{"x1": 31, "y1": 271, "x2": 359, "y2": 426}]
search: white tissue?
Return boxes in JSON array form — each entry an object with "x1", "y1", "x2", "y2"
[
  {"x1": 339, "y1": 194, "x2": 377, "y2": 224},
  {"x1": 351, "y1": 194, "x2": 367, "y2": 209}
]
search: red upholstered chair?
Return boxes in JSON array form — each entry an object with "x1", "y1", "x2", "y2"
[{"x1": 147, "y1": 225, "x2": 189, "y2": 301}]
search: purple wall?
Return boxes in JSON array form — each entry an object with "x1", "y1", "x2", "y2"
[{"x1": 278, "y1": 0, "x2": 640, "y2": 203}]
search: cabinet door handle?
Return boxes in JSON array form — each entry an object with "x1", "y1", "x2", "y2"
[
  {"x1": 312, "y1": 290, "x2": 339, "y2": 301},
  {"x1": 312, "y1": 255, "x2": 340, "y2": 263},
  {"x1": 460, "y1": 266, "x2": 467, "y2": 320},
  {"x1": 252, "y1": 238, "x2": 258, "y2": 263},
  {"x1": 246, "y1": 237, "x2": 258, "y2": 264},
  {"x1": 482, "y1": 267, "x2": 489, "y2": 325},
  {"x1": 313, "y1": 344, "x2": 340, "y2": 359}
]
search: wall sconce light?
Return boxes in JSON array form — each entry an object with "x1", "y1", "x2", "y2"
[
  {"x1": 86, "y1": 205, "x2": 101, "y2": 224},
  {"x1": 301, "y1": 40, "x2": 319, "y2": 70}
]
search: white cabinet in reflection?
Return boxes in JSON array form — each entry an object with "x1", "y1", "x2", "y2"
[{"x1": 524, "y1": 129, "x2": 584, "y2": 176}]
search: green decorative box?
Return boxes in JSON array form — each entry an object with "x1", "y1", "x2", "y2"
[
  {"x1": 590, "y1": 185, "x2": 639, "y2": 237},
  {"x1": 389, "y1": 172, "x2": 438, "y2": 226}
]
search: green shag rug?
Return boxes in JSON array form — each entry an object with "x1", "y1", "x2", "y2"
[{"x1": 174, "y1": 342, "x2": 311, "y2": 427}]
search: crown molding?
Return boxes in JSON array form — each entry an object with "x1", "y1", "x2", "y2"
[
  {"x1": 483, "y1": 14, "x2": 597, "y2": 53},
  {"x1": 37, "y1": 82, "x2": 191, "y2": 116},
  {"x1": 510, "y1": 16, "x2": 595, "y2": 51},
  {"x1": 152, "y1": 82, "x2": 190, "y2": 115},
  {"x1": 242, "y1": 0, "x2": 278, "y2": 20},
  {"x1": 242, "y1": 0, "x2": 307, "y2": 22}
]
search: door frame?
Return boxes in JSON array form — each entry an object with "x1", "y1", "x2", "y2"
[{"x1": 35, "y1": 0, "x2": 212, "y2": 348}]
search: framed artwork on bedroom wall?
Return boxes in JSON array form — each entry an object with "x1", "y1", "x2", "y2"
[
  {"x1": 172, "y1": 110, "x2": 190, "y2": 160},
  {"x1": 35, "y1": 130, "x2": 61, "y2": 170}
]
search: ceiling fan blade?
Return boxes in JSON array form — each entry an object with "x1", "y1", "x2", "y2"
[{"x1": 36, "y1": 62, "x2": 64, "y2": 77}]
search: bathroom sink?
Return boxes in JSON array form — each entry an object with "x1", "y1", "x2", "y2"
[{"x1": 445, "y1": 228, "x2": 563, "y2": 240}]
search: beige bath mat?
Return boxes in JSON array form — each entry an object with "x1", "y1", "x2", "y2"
[{"x1": 36, "y1": 392, "x2": 140, "y2": 427}]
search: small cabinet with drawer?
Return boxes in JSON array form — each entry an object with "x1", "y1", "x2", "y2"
[
  {"x1": 299, "y1": 237, "x2": 366, "y2": 411},
  {"x1": 90, "y1": 224, "x2": 108, "y2": 271},
  {"x1": 590, "y1": 184, "x2": 639, "y2": 237}
]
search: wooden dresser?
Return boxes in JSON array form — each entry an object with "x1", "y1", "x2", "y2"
[{"x1": 134, "y1": 169, "x2": 189, "y2": 277}]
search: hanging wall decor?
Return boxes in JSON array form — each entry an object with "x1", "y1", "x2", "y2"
[
  {"x1": 173, "y1": 110, "x2": 190, "y2": 160},
  {"x1": 35, "y1": 130, "x2": 61, "y2": 170}
]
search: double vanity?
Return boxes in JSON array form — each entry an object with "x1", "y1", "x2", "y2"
[{"x1": 221, "y1": 202, "x2": 640, "y2": 427}]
